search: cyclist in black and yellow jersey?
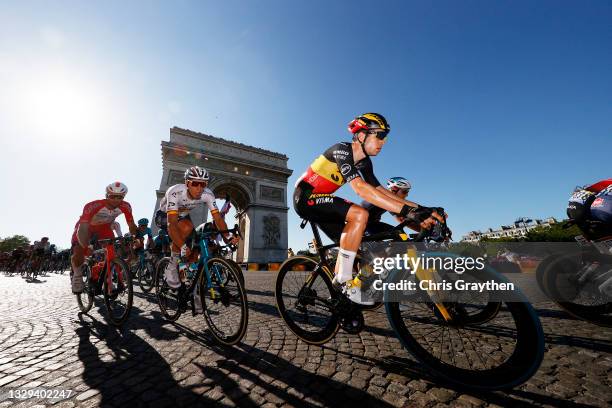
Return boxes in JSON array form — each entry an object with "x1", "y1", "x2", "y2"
[{"x1": 294, "y1": 113, "x2": 445, "y2": 304}]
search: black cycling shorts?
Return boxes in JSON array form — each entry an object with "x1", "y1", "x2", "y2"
[{"x1": 293, "y1": 182, "x2": 355, "y2": 241}]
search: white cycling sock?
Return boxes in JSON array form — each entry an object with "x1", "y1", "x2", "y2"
[{"x1": 336, "y1": 248, "x2": 356, "y2": 284}]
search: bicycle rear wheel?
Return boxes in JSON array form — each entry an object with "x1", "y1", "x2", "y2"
[
  {"x1": 102, "y1": 258, "x2": 133, "y2": 326},
  {"x1": 386, "y1": 261, "x2": 544, "y2": 390},
  {"x1": 275, "y1": 256, "x2": 339, "y2": 345},
  {"x1": 200, "y1": 258, "x2": 249, "y2": 345},
  {"x1": 154, "y1": 257, "x2": 182, "y2": 321},
  {"x1": 542, "y1": 253, "x2": 612, "y2": 327},
  {"x1": 76, "y1": 264, "x2": 94, "y2": 313},
  {"x1": 137, "y1": 260, "x2": 156, "y2": 293}
]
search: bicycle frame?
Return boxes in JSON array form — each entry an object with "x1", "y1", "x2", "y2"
[
  {"x1": 176, "y1": 231, "x2": 228, "y2": 308},
  {"x1": 90, "y1": 239, "x2": 125, "y2": 296},
  {"x1": 305, "y1": 221, "x2": 454, "y2": 321}
]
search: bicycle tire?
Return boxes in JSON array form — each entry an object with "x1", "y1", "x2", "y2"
[
  {"x1": 76, "y1": 263, "x2": 94, "y2": 314},
  {"x1": 137, "y1": 260, "x2": 156, "y2": 293},
  {"x1": 102, "y1": 258, "x2": 133, "y2": 326},
  {"x1": 154, "y1": 257, "x2": 182, "y2": 321},
  {"x1": 542, "y1": 253, "x2": 612, "y2": 327},
  {"x1": 386, "y1": 261, "x2": 544, "y2": 390},
  {"x1": 275, "y1": 256, "x2": 339, "y2": 345},
  {"x1": 223, "y1": 258, "x2": 245, "y2": 288},
  {"x1": 200, "y1": 257, "x2": 249, "y2": 345}
]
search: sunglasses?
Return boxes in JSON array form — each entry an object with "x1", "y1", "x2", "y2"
[
  {"x1": 188, "y1": 180, "x2": 207, "y2": 188},
  {"x1": 368, "y1": 130, "x2": 388, "y2": 141},
  {"x1": 107, "y1": 194, "x2": 125, "y2": 200}
]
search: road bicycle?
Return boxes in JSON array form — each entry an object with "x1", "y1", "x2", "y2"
[
  {"x1": 537, "y1": 221, "x2": 612, "y2": 327},
  {"x1": 128, "y1": 244, "x2": 157, "y2": 293},
  {"x1": 154, "y1": 225, "x2": 248, "y2": 345},
  {"x1": 275, "y1": 218, "x2": 544, "y2": 390},
  {"x1": 75, "y1": 236, "x2": 134, "y2": 326}
]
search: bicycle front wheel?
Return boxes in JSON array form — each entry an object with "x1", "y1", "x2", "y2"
[
  {"x1": 137, "y1": 260, "x2": 156, "y2": 293},
  {"x1": 200, "y1": 258, "x2": 248, "y2": 345},
  {"x1": 154, "y1": 257, "x2": 182, "y2": 321},
  {"x1": 542, "y1": 253, "x2": 612, "y2": 327},
  {"x1": 386, "y1": 262, "x2": 544, "y2": 390},
  {"x1": 76, "y1": 264, "x2": 94, "y2": 314},
  {"x1": 275, "y1": 256, "x2": 339, "y2": 345},
  {"x1": 102, "y1": 258, "x2": 133, "y2": 326}
]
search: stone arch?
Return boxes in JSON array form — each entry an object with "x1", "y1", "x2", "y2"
[
  {"x1": 208, "y1": 177, "x2": 254, "y2": 211},
  {"x1": 153, "y1": 127, "x2": 293, "y2": 265}
]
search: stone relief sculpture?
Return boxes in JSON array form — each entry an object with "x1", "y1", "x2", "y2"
[{"x1": 262, "y1": 214, "x2": 281, "y2": 248}]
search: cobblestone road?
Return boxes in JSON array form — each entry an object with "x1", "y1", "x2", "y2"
[{"x1": 0, "y1": 272, "x2": 610, "y2": 407}]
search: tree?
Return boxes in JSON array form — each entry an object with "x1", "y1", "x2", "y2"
[
  {"x1": 296, "y1": 250, "x2": 320, "y2": 261},
  {"x1": 0, "y1": 235, "x2": 30, "y2": 252},
  {"x1": 525, "y1": 221, "x2": 582, "y2": 242}
]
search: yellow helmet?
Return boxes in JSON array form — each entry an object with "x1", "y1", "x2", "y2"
[{"x1": 347, "y1": 112, "x2": 390, "y2": 134}]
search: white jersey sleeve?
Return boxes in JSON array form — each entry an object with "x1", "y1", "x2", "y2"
[
  {"x1": 201, "y1": 188, "x2": 219, "y2": 213},
  {"x1": 162, "y1": 184, "x2": 184, "y2": 214}
]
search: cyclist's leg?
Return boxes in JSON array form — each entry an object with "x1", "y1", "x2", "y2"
[
  {"x1": 335, "y1": 205, "x2": 368, "y2": 282},
  {"x1": 293, "y1": 189, "x2": 367, "y2": 283},
  {"x1": 70, "y1": 238, "x2": 86, "y2": 294},
  {"x1": 165, "y1": 215, "x2": 194, "y2": 288}
]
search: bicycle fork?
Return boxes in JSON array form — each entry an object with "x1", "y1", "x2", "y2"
[{"x1": 407, "y1": 247, "x2": 453, "y2": 322}]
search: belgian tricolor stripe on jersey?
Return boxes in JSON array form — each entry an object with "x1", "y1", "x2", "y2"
[{"x1": 305, "y1": 155, "x2": 344, "y2": 194}]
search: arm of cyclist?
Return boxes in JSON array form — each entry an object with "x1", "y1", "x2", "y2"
[
  {"x1": 166, "y1": 211, "x2": 185, "y2": 248},
  {"x1": 127, "y1": 221, "x2": 138, "y2": 236},
  {"x1": 351, "y1": 178, "x2": 445, "y2": 229},
  {"x1": 76, "y1": 223, "x2": 90, "y2": 248},
  {"x1": 375, "y1": 185, "x2": 447, "y2": 223},
  {"x1": 146, "y1": 232, "x2": 154, "y2": 249},
  {"x1": 375, "y1": 185, "x2": 421, "y2": 208},
  {"x1": 211, "y1": 210, "x2": 239, "y2": 245}
]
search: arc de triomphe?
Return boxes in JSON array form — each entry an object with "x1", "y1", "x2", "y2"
[{"x1": 152, "y1": 127, "x2": 293, "y2": 264}]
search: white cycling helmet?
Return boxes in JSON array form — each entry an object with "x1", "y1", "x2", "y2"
[
  {"x1": 386, "y1": 177, "x2": 411, "y2": 191},
  {"x1": 106, "y1": 181, "x2": 128, "y2": 197},
  {"x1": 184, "y1": 166, "x2": 209, "y2": 182}
]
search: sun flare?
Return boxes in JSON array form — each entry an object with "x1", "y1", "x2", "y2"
[{"x1": 22, "y1": 75, "x2": 101, "y2": 142}]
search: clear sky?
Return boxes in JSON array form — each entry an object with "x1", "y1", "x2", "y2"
[{"x1": 0, "y1": 0, "x2": 610, "y2": 250}]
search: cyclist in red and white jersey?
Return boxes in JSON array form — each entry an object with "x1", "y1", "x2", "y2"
[
  {"x1": 70, "y1": 182, "x2": 138, "y2": 293},
  {"x1": 111, "y1": 221, "x2": 123, "y2": 237}
]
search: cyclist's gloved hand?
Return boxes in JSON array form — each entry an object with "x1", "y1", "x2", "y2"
[
  {"x1": 180, "y1": 244, "x2": 191, "y2": 258},
  {"x1": 400, "y1": 205, "x2": 434, "y2": 224},
  {"x1": 224, "y1": 234, "x2": 239, "y2": 245}
]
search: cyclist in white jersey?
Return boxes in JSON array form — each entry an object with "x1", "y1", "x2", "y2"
[{"x1": 159, "y1": 166, "x2": 239, "y2": 288}]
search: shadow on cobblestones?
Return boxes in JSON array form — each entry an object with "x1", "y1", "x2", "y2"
[
  {"x1": 76, "y1": 308, "x2": 224, "y2": 407},
  {"x1": 170, "y1": 321, "x2": 396, "y2": 408},
  {"x1": 535, "y1": 307, "x2": 582, "y2": 321},
  {"x1": 25, "y1": 278, "x2": 46, "y2": 284}
]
